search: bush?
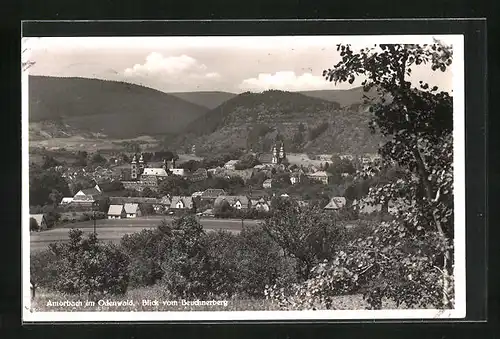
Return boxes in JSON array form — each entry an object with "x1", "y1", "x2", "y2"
[{"x1": 34, "y1": 229, "x2": 130, "y2": 298}]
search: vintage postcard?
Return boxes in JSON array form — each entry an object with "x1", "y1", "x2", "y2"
[{"x1": 22, "y1": 34, "x2": 465, "y2": 322}]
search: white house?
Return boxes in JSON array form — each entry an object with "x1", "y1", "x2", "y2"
[
  {"x1": 263, "y1": 179, "x2": 273, "y2": 188},
  {"x1": 107, "y1": 204, "x2": 126, "y2": 219},
  {"x1": 324, "y1": 197, "x2": 347, "y2": 211},
  {"x1": 214, "y1": 196, "x2": 251, "y2": 210},
  {"x1": 224, "y1": 160, "x2": 239, "y2": 170},
  {"x1": 170, "y1": 196, "x2": 194, "y2": 211},
  {"x1": 124, "y1": 203, "x2": 141, "y2": 218},
  {"x1": 60, "y1": 197, "x2": 74, "y2": 204},
  {"x1": 251, "y1": 198, "x2": 271, "y2": 212},
  {"x1": 170, "y1": 168, "x2": 189, "y2": 176}
]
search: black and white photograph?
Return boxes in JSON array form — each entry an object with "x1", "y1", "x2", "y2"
[{"x1": 22, "y1": 33, "x2": 465, "y2": 321}]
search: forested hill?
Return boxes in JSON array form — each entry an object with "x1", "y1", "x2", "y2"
[
  {"x1": 175, "y1": 89, "x2": 384, "y2": 155},
  {"x1": 28, "y1": 76, "x2": 209, "y2": 139}
]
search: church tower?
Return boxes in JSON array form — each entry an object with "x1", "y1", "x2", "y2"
[
  {"x1": 272, "y1": 144, "x2": 278, "y2": 164},
  {"x1": 138, "y1": 154, "x2": 145, "y2": 175},
  {"x1": 279, "y1": 142, "x2": 285, "y2": 162},
  {"x1": 131, "y1": 155, "x2": 138, "y2": 180}
]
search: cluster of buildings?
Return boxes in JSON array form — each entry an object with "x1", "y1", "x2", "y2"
[{"x1": 118, "y1": 155, "x2": 209, "y2": 192}]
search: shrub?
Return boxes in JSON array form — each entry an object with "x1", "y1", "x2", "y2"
[{"x1": 36, "y1": 229, "x2": 130, "y2": 298}]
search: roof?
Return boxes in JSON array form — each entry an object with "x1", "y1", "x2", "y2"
[
  {"x1": 214, "y1": 195, "x2": 250, "y2": 207},
  {"x1": 80, "y1": 187, "x2": 102, "y2": 196},
  {"x1": 201, "y1": 189, "x2": 227, "y2": 198},
  {"x1": 142, "y1": 168, "x2": 169, "y2": 176},
  {"x1": 124, "y1": 203, "x2": 140, "y2": 214},
  {"x1": 109, "y1": 197, "x2": 159, "y2": 205},
  {"x1": 308, "y1": 171, "x2": 333, "y2": 177},
  {"x1": 263, "y1": 179, "x2": 273, "y2": 184},
  {"x1": 251, "y1": 198, "x2": 270, "y2": 206},
  {"x1": 107, "y1": 204, "x2": 124, "y2": 216},
  {"x1": 225, "y1": 160, "x2": 239, "y2": 166},
  {"x1": 160, "y1": 196, "x2": 172, "y2": 205},
  {"x1": 191, "y1": 191, "x2": 204, "y2": 197},
  {"x1": 170, "y1": 196, "x2": 194, "y2": 209},
  {"x1": 324, "y1": 197, "x2": 347, "y2": 210},
  {"x1": 30, "y1": 214, "x2": 45, "y2": 224}
]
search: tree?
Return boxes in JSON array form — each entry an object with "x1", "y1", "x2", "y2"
[
  {"x1": 158, "y1": 176, "x2": 189, "y2": 196},
  {"x1": 263, "y1": 198, "x2": 347, "y2": 281},
  {"x1": 30, "y1": 217, "x2": 40, "y2": 231},
  {"x1": 323, "y1": 41, "x2": 454, "y2": 308},
  {"x1": 39, "y1": 229, "x2": 130, "y2": 298},
  {"x1": 158, "y1": 216, "x2": 214, "y2": 298},
  {"x1": 42, "y1": 155, "x2": 60, "y2": 169},
  {"x1": 141, "y1": 187, "x2": 157, "y2": 198},
  {"x1": 90, "y1": 153, "x2": 106, "y2": 165},
  {"x1": 29, "y1": 166, "x2": 71, "y2": 206}
]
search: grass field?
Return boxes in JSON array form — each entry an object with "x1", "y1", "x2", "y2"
[
  {"x1": 30, "y1": 216, "x2": 260, "y2": 252},
  {"x1": 29, "y1": 135, "x2": 161, "y2": 152},
  {"x1": 30, "y1": 287, "x2": 394, "y2": 312}
]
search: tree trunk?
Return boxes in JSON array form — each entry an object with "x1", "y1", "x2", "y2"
[{"x1": 412, "y1": 144, "x2": 451, "y2": 308}]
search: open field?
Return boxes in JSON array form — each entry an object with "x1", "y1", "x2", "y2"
[
  {"x1": 286, "y1": 153, "x2": 333, "y2": 167},
  {"x1": 29, "y1": 135, "x2": 161, "y2": 152},
  {"x1": 30, "y1": 216, "x2": 260, "y2": 252},
  {"x1": 30, "y1": 287, "x2": 403, "y2": 312}
]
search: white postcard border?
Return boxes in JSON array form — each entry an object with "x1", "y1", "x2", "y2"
[{"x1": 22, "y1": 33, "x2": 466, "y2": 322}]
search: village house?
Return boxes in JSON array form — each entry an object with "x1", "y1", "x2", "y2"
[
  {"x1": 307, "y1": 171, "x2": 333, "y2": 185},
  {"x1": 214, "y1": 195, "x2": 251, "y2": 210},
  {"x1": 191, "y1": 191, "x2": 204, "y2": 198},
  {"x1": 71, "y1": 184, "x2": 103, "y2": 206},
  {"x1": 251, "y1": 198, "x2": 271, "y2": 212},
  {"x1": 200, "y1": 189, "x2": 227, "y2": 201},
  {"x1": 170, "y1": 196, "x2": 194, "y2": 211},
  {"x1": 30, "y1": 214, "x2": 48, "y2": 231},
  {"x1": 224, "y1": 160, "x2": 240, "y2": 170},
  {"x1": 60, "y1": 197, "x2": 74, "y2": 205},
  {"x1": 324, "y1": 197, "x2": 347, "y2": 211},
  {"x1": 124, "y1": 203, "x2": 141, "y2": 218},
  {"x1": 263, "y1": 178, "x2": 273, "y2": 189},
  {"x1": 290, "y1": 170, "x2": 305, "y2": 185},
  {"x1": 107, "y1": 204, "x2": 126, "y2": 219},
  {"x1": 190, "y1": 168, "x2": 208, "y2": 182}
]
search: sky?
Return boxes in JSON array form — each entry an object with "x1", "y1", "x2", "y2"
[{"x1": 23, "y1": 35, "x2": 456, "y2": 94}]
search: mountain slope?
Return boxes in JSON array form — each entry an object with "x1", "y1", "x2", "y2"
[
  {"x1": 28, "y1": 76, "x2": 209, "y2": 139},
  {"x1": 176, "y1": 90, "x2": 383, "y2": 155},
  {"x1": 168, "y1": 91, "x2": 237, "y2": 109},
  {"x1": 299, "y1": 87, "x2": 380, "y2": 108}
]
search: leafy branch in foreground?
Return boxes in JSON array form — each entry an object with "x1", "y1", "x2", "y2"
[{"x1": 266, "y1": 41, "x2": 455, "y2": 310}]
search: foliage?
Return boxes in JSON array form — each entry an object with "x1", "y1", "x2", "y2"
[
  {"x1": 308, "y1": 121, "x2": 330, "y2": 141},
  {"x1": 235, "y1": 153, "x2": 261, "y2": 170},
  {"x1": 158, "y1": 176, "x2": 190, "y2": 196},
  {"x1": 158, "y1": 216, "x2": 215, "y2": 299},
  {"x1": 318, "y1": 41, "x2": 454, "y2": 308},
  {"x1": 41, "y1": 155, "x2": 61, "y2": 169},
  {"x1": 32, "y1": 229, "x2": 130, "y2": 298},
  {"x1": 90, "y1": 152, "x2": 107, "y2": 165},
  {"x1": 262, "y1": 198, "x2": 347, "y2": 280},
  {"x1": 29, "y1": 164, "x2": 71, "y2": 206},
  {"x1": 30, "y1": 217, "x2": 40, "y2": 231}
]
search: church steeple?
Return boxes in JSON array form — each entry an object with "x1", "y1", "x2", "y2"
[
  {"x1": 131, "y1": 154, "x2": 138, "y2": 180},
  {"x1": 272, "y1": 144, "x2": 278, "y2": 164},
  {"x1": 279, "y1": 142, "x2": 285, "y2": 159}
]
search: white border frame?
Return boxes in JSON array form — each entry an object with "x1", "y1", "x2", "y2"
[{"x1": 21, "y1": 34, "x2": 466, "y2": 322}]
